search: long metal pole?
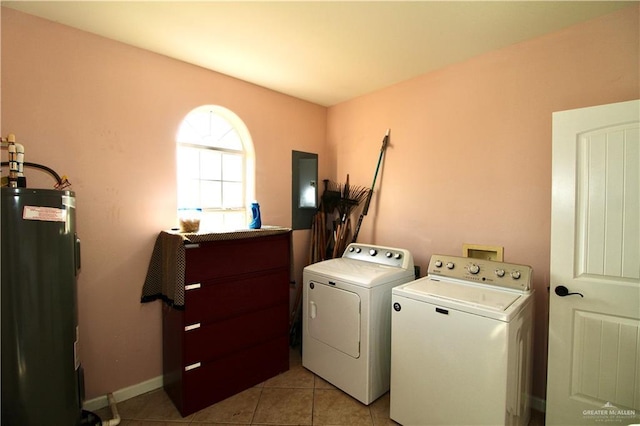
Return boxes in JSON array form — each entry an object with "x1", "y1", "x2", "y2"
[{"x1": 351, "y1": 129, "x2": 390, "y2": 243}]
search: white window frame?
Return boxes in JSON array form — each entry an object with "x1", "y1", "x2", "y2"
[{"x1": 176, "y1": 105, "x2": 255, "y2": 231}]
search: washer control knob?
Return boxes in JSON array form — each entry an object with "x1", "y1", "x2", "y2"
[
  {"x1": 511, "y1": 270, "x2": 521, "y2": 280},
  {"x1": 355, "y1": 247, "x2": 361, "y2": 253},
  {"x1": 394, "y1": 253, "x2": 402, "y2": 260},
  {"x1": 434, "y1": 260, "x2": 443, "y2": 268},
  {"x1": 369, "y1": 249, "x2": 378, "y2": 256},
  {"x1": 386, "y1": 251, "x2": 393, "y2": 258},
  {"x1": 446, "y1": 262, "x2": 455, "y2": 270},
  {"x1": 495, "y1": 269, "x2": 506, "y2": 277},
  {"x1": 349, "y1": 247, "x2": 355, "y2": 252},
  {"x1": 469, "y1": 264, "x2": 480, "y2": 274}
]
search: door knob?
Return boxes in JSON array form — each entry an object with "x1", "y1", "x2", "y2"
[{"x1": 555, "y1": 285, "x2": 584, "y2": 298}]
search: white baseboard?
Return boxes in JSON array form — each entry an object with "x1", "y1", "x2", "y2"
[
  {"x1": 82, "y1": 375, "x2": 163, "y2": 412},
  {"x1": 531, "y1": 395, "x2": 546, "y2": 413}
]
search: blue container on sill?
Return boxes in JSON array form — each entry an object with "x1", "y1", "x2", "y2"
[{"x1": 249, "y1": 202, "x2": 261, "y2": 229}]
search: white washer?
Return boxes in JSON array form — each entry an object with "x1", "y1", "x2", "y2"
[
  {"x1": 390, "y1": 254, "x2": 534, "y2": 426},
  {"x1": 303, "y1": 243, "x2": 415, "y2": 405}
]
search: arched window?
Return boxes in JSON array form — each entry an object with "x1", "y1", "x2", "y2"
[{"x1": 176, "y1": 105, "x2": 255, "y2": 231}]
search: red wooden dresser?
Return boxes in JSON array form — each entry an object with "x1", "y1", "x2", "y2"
[{"x1": 161, "y1": 230, "x2": 291, "y2": 416}]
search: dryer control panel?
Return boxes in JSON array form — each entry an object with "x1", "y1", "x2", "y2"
[
  {"x1": 343, "y1": 243, "x2": 414, "y2": 270},
  {"x1": 427, "y1": 254, "x2": 532, "y2": 292}
]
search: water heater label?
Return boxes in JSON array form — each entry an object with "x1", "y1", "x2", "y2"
[{"x1": 23, "y1": 206, "x2": 66, "y2": 222}]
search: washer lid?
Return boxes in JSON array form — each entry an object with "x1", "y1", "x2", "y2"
[{"x1": 400, "y1": 277, "x2": 521, "y2": 312}]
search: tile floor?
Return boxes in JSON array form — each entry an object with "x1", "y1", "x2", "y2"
[{"x1": 95, "y1": 346, "x2": 545, "y2": 425}]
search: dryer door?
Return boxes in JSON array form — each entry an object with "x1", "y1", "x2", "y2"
[{"x1": 308, "y1": 281, "x2": 361, "y2": 358}]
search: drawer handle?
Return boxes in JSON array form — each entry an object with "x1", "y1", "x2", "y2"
[
  {"x1": 185, "y1": 362, "x2": 201, "y2": 371},
  {"x1": 185, "y1": 283, "x2": 201, "y2": 291},
  {"x1": 184, "y1": 323, "x2": 201, "y2": 331}
]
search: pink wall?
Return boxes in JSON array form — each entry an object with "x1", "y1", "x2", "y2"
[
  {"x1": 327, "y1": 5, "x2": 639, "y2": 400},
  {"x1": 1, "y1": 8, "x2": 327, "y2": 399},
  {"x1": 2, "y1": 3, "x2": 638, "y2": 407}
]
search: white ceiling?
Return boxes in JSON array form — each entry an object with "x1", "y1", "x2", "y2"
[{"x1": 3, "y1": 1, "x2": 634, "y2": 106}]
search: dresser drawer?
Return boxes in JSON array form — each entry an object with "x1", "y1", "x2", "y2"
[
  {"x1": 184, "y1": 269, "x2": 288, "y2": 324},
  {"x1": 183, "y1": 303, "x2": 287, "y2": 365},
  {"x1": 180, "y1": 336, "x2": 289, "y2": 416},
  {"x1": 184, "y1": 233, "x2": 290, "y2": 283}
]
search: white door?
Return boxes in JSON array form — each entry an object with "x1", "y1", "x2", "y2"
[{"x1": 547, "y1": 100, "x2": 640, "y2": 425}]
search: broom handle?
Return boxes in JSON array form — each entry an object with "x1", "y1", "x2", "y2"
[{"x1": 352, "y1": 129, "x2": 390, "y2": 243}]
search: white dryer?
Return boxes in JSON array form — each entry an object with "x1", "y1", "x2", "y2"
[
  {"x1": 390, "y1": 254, "x2": 534, "y2": 426},
  {"x1": 303, "y1": 243, "x2": 415, "y2": 405}
]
